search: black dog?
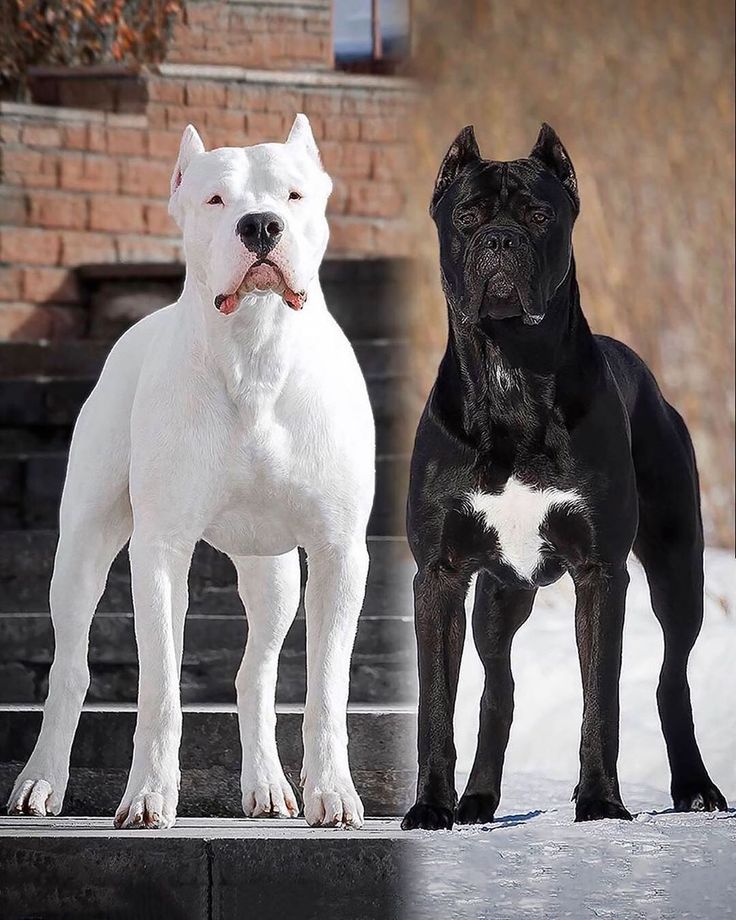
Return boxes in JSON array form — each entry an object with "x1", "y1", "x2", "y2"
[{"x1": 402, "y1": 123, "x2": 727, "y2": 830}]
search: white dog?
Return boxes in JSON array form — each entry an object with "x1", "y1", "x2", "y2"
[{"x1": 7, "y1": 115, "x2": 375, "y2": 829}]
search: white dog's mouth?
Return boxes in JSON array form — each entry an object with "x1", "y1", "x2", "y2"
[{"x1": 214, "y1": 261, "x2": 307, "y2": 315}]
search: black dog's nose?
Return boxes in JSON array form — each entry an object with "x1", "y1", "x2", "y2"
[
  {"x1": 488, "y1": 231, "x2": 521, "y2": 252},
  {"x1": 236, "y1": 212, "x2": 284, "y2": 256}
]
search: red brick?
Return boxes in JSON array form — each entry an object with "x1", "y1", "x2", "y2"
[
  {"x1": 371, "y1": 144, "x2": 410, "y2": 181},
  {"x1": 120, "y1": 159, "x2": 171, "y2": 196},
  {"x1": 60, "y1": 154, "x2": 118, "y2": 193},
  {"x1": 60, "y1": 231, "x2": 117, "y2": 266},
  {"x1": 145, "y1": 201, "x2": 175, "y2": 236},
  {"x1": 0, "y1": 228, "x2": 61, "y2": 266},
  {"x1": 303, "y1": 93, "x2": 343, "y2": 117},
  {"x1": 21, "y1": 124, "x2": 62, "y2": 147},
  {"x1": 62, "y1": 124, "x2": 89, "y2": 150},
  {"x1": 245, "y1": 112, "x2": 286, "y2": 142},
  {"x1": 28, "y1": 191, "x2": 88, "y2": 230},
  {"x1": 90, "y1": 195, "x2": 147, "y2": 233},
  {"x1": 321, "y1": 141, "x2": 372, "y2": 178},
  {"x1": 360, "y1": 118, "x2": 401, "y2": 143},
  {"x1": 185, "y1": 82, "x2": 227, "y2": 108},
  {"x1": 0, "y1": 188, "x2": 29, "y2": 225},
  {"x1": 148, "y1": 79, "x2": 186, "y2": 105},
  {"x1": 106, "y1": 127, "x2": 145, "y2": 156},
  {"x1": 265, "y1": 90, "x2": 304, "y2": 115},
  {"x1": 0, "y1": 302, "x2": 84, "y2": 340},
  {"x1": 226, "y1": 84, "x2": 268, "y2": 111},
  {"x1": 328, "y1": 217, "x2": 374, "y2": 255},
  {"x1": 0, "y1": 123, "x2": 21, "y2": 144},
  {"x1": 87, "y1": 123, "x2": 107, "y2": 153},
  {"x1": 0, "y1": 265, "x2": 23, "y2": 301},
  {"x1": 21, "y1": 266, "x2": 79, "y2": 304},
  {"x1": 115, "y1": 235, "x2": 181, "y2": 262},
  {"x1": 147, "y1": 130, "x2": 184, "y2": 160},
  {"x1": 324, "y1": 118, "x2": 360, "y2": 141},
  {"x1": 348, "y1": 181, "x2": 404, "y2": 219},
  {"x1": 1, "y1": 148, "x2": 59, "y2": 189},
  {"x1": 326, "y1": 180, "x2": 348, "y2": 215}
]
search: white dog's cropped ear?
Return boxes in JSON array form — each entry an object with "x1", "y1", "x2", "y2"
[
  {"x1": 286, "y1": 113, "x2": 322, "y2": 167},
  {"x1": 170, "y1": 124, "x2": 206, "y2": 196}
]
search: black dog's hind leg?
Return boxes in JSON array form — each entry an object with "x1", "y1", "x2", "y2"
[
  {"x1": 572, "y1": 563, "x2": 633, "y2": 821},
  {"x1": 456, "y1": 575, "x2": 536, "y2": 824},
  {"x1": 633, "y1": 409, "x2": 727, "y2": 812},
  {"x1": 402, "y1": 563, "x2": 469, "y2": 830}
]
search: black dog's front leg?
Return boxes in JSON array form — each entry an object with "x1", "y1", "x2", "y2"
[
  {"x1": 573, "y1": 563, "x2": 632, "y2": 821},
  {"x1": 456, "y1": 574, "x2": 537, "y2": 824},
  {"x1": 402, "y1": 563, "x2": 469, "y2": 830}
]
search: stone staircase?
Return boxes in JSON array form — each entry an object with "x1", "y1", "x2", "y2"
[{"x1": 0, "y1": 270, "x2": 419, "y2": 918}]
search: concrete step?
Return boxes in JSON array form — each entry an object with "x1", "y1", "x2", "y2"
[
  {"x1": 0, "y1": 338, "x2": 409, "y2": 381},
  {"x1": 0, "y1": 533, "x2": 414, "y2": 616},
  {"x1": 0, "y1": 704, "x2": 416, "y2": 819},
  {"x1": 0, "y1": 816, "x2": 409, "y2": 920},
  {"x1": 0, "y1": 612, "x2": 417, "y2": 705},
  {"x1": 0, "y1": 370, "x2": 412, "y2": 456},
  {"x1": 0, "y1": 451, "x2": 409, "y2": 535}
]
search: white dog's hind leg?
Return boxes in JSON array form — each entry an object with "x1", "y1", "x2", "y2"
[
  {"x1": 114, "y1": 532, "x2": 193, "y2": 830},
  {"x1": 301, "y1": 539, "x2": 369, "y2": 828},
  {"x1": 232, "y1": 550, "x2": 301, "y2": 818},
  {"x1": 7, "y1": 501, "x2": 131, "y2": 817}
]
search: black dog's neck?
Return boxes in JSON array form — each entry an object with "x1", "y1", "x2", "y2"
[{"x1": 436, "y1": 257, "x2": 600, "y2": 449}]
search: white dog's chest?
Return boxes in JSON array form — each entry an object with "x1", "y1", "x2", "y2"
[
  {"x1": 465, "y1": 476, "x2": 584, "y2": 580},
  {"x1": 203, "y1": 417, "x2": 305, "y2": 556}
]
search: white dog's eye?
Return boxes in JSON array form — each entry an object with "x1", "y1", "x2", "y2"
[
  {"x1": 288, "y1": 191, "x2": 302, "y2": 201},
  {"x1": 207, "y1": 195, "x2": 224, "y2": 205}
]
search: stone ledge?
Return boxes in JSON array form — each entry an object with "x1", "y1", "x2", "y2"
[
  {"x1": 0, "y1": 817, "x2": 409, "y2": 920},
  {"x1": 0, "y1": 102, "x2": 147, "y2": 128},
  {"x1": 156, "y1": 62, "x2": 417, "y2": 92}
]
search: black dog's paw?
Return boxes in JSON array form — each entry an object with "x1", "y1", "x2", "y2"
[
  {"x1": 673, "y1": 781, "x2": 727, "y2": 813},
  {"x1": 455, "y1": 793, "x2": 497, "y2": 825},
  {"x1": 575, "y1": 797, "x2": 633, "y2": 822},
  {"x1": 401, "y1": 802, "x2": 454, "y2": 831}
]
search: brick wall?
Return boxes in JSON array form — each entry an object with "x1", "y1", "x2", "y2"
[
  {"x1": 168, "y1": 0, "x2": 333, "y2": 70},
  {"x1": 0, "y1": 1, "x2": 413, "y2": 341}
]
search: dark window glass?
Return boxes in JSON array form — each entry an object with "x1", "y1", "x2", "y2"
[{"x1": 334, "y1": 0, "x2": 410, "y2": 73}]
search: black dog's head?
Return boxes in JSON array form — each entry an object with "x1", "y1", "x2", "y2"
[{"x1": 430, "y1": 123, "x2": 579, "y2": 328}]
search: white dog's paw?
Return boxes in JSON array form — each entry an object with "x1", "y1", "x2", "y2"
[
  {"x1": 114, "y1": 785, "x2": 178, "y2": 830},
  {"x1": 302, "y1": 778, "x2": 364, "y2": 828},
  {"x1": 241, "y1": 764, "x2": 299, "y2": 818},
  {"x1": 7, "y1": 775, "x2": 63, "y2": 816}
]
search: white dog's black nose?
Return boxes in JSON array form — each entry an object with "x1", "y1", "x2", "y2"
[{"x1": 237, "y1": 212, "x2": 284, "y2": 256}]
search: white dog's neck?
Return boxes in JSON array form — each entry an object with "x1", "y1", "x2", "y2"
[{"x1": 178, "y1": 271, "x2": 324, "y2": 406}]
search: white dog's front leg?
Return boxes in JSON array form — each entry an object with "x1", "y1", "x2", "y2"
[
  {"x1": 302, "y1": 540, "x2": 369, "y2": 828},
  {"x1": 114, "y1": 531, "x2": 193, "y2": 830},
  {"x1": 232, "y1": 550, "x2": 301, "y2": 818}
]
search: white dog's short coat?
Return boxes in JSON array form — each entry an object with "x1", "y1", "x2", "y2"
[{"x1": 8, "y1": 116, "x2": 375, "y2": 828}]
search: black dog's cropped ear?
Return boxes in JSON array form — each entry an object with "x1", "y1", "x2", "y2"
[
  {"x1": 431, "y1": 125, "x2": 481, "y2": 214},
  {"x1": 530, "y1": 123, "x2": 579, "y2": 213}
]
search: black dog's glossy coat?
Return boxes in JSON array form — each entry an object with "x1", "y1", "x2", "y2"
[{"x1": 402, "y1": 124, "x2": 726, "y2": 830}]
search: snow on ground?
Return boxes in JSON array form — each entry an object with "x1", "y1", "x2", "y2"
[
  {"x1": 454, "y1": 547, "x2": 736, "y2": 802},
  {"x1": 403, "y1": 548, "x2": 736, "y2": 919},
  {"x1": 405, "y1": 774, "x2": 736, "y2": 920}
]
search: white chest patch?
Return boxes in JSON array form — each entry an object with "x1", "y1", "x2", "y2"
[{"x1": 465, "y1": 476, "x2": 584, "y2": 581}]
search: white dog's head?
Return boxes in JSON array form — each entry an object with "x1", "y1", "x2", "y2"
[{"x1": 168, "y1": 114, "x2": 332, "y2": 316}]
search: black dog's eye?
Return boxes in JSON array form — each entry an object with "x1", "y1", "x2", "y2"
[
  {"x1": 531, "y1": 211, "x2": 549, "y2": 224},
  {"x1": 289, "y1": 191, "x2": 302, "y2": 201},
  {"x1": 455, "y1": 209, "x2": 478, "y2": 229},
  {"x1": 207, "y1": 195, "x2": 224, "y2": 205}
]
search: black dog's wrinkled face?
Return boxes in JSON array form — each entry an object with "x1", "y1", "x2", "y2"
[{"x1": 431, "y1": 123, "x2": 580, "y2": 327}]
